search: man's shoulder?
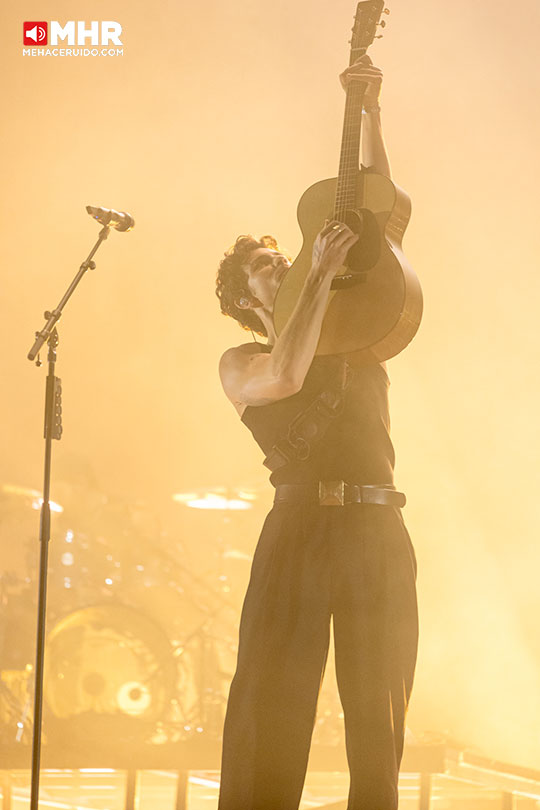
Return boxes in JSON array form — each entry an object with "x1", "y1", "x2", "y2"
[
  {"x1": 219, "y1": 342, "x2": 271, "y2": 410},
  {"x1": 220, "y1": 342, "x2": 268, "y2": 367},
  {"x1": 219, "y1": 342, "x2": 269, "y2": 385}
]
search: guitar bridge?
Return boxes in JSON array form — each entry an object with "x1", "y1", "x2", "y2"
[{"x1": 331, "y1": 271, "x2": 368, "y2": 290}]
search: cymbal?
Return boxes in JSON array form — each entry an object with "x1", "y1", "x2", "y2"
[
  {"x1": 222, "y1": 548, "x2": 252, "y2": 562},
  {"x1": 1, "y1": 483, "x2": 63, "y2": 513},
  {"x1": 172, "y1": 486, "x2": 260, "y2": 511}
]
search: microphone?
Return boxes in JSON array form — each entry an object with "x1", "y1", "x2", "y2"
[{"x1": 86, "y1": 205, "x2": 135, "y2": 232}]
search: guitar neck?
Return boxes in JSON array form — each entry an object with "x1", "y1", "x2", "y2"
[
  {"x1": 333, "y1": 0, "x2": 386, "y2": 220},
  {"x1": 334, "y1": 81, "x2": 366, "y2": 220}
]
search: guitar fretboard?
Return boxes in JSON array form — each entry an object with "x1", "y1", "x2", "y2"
[{"x1": 334, "y1": 77, "x2": 365, "y2": 220}]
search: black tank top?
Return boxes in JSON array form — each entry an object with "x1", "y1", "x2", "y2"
[{"x1": 240, "y1": 345, "x2": 395, "y2": 486}]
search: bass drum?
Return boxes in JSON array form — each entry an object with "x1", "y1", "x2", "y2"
[{"x1": 44, "y1": 604, "x2": 176, "y2": 744}]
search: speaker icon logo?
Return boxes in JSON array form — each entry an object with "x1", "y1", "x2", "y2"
[{"x1": 23, "y1": 22, "x2": 48, "y2": 45}]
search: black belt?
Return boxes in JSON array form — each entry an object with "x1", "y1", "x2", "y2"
[{"x1": 273, "y1": 480, "x2": 406, "y2": 508}]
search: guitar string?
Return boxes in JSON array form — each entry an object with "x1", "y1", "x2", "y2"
[
  {"x1": 337, "y1": 94, "x2": 352, "y2": 219},
  {"x1": 336, "y1": 20, "x2": 368, "y2": 219},
  {"x1": 339, "y1": 77, "x2": 363, "y2": 211},
  {"x1": 337, "y1": 71, "x2": 350, "y2": 214},
  {"x1": 336, "y1": 82, "x2": 363, "y2": 221},
  {"x1": 336, "y1": 17, "x2": 375, "y2": 223}
]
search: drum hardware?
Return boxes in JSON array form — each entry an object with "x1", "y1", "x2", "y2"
[
  {"x1": 0, "y1": 668, "x2": 34, "y2": 745},
  {"x1": 171, "y1": 485, "x2": 265, "y2": 613},
  {"x1": 1, "y1": 479, "x2": 255, "y2": 748}
]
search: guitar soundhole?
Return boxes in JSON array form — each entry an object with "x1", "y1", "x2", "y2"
[{"x1": 330, "y1": 208, "x2": 380, "y2": 290}]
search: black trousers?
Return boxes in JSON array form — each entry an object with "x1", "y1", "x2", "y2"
[{"x1": 218, "y1": 499, "x2": 418, "y2": 810}]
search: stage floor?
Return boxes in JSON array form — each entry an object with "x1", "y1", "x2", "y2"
[{"x1": 1, "y1": 767, "x2": 539, "y2": 810}]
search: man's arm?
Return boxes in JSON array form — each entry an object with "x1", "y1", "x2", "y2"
[
  {"x1": 219, "y1": 222, "x2": 359, "y2": 408},
  {"x1": 340, "y1": 54, "x2": 392, "y2": 179},
  {"x1": 362, "y1": 108, "x2": 392, "y2": 179}
]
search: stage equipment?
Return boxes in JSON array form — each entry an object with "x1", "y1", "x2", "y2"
[
  {"x1": 170, "y1": 486, "x2": 262, "y2": 606},
  {"x1": 272, "y1": 0, "x2": 422, "y2": 362},
  {"x1": 172, "y1": 486, "x2": 258, "y2": 511},
  {"x1": 86, "y1": 206, "x2": 135, "y2": 232},
  {"x1": 25, "y1": 207, "x2": 134, "y2": 810},
  {"x1": 1, "y1": 469, "x2": 271, "y2": 751},
  {"x1": 44, "y1": 605, "x2": 176, "y2": 740},
  {"x1": 0, "y1": 479, "x2": 243, "y2": 748}
]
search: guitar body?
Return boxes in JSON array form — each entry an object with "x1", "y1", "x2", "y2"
[{"x1": 273, "y1": 168, "x2": 423, "y2": 362}]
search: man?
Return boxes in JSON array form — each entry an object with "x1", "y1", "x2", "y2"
[{"x1": 215, "y1": 56, "x2": 418, "y2": 810}]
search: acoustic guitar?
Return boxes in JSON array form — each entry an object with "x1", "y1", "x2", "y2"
[{"x1": 273, "y1": 0, "x2": 423, "y2": 362}]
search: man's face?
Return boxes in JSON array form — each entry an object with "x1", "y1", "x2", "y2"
[{"x1": 241, "y1": 248, "x2": 291, "y2": 310}]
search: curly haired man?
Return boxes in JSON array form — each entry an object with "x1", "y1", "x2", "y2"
[{"x1": 214, "y1": 56, "x2": 418, "y2": 810}]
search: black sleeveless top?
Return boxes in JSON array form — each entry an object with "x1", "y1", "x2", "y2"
[{"x1": 240, "y1": 345, "x2": 395, "y2": 486}]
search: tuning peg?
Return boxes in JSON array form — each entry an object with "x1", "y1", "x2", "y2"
[
  {"x1": 378, "y1": 20, "x2": 387, "y2": 27},
  {"x1": 383, "y1": 7, "x2": 390, "y2": 13}
]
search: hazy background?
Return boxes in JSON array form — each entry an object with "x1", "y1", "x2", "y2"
[{"x1": 2, "y1": 0, "x2": 540, "y2": 770}]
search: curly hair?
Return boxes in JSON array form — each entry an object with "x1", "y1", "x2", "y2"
[{"x1": 215, "y1": 234, "x2": 283, "y2": 337}]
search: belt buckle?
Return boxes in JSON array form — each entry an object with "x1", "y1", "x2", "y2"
[{"x1": 318, "y1": 480, "x2": 346, "y2": 506}]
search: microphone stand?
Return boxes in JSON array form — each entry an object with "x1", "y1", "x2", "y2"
[{"x1": 27, "y1": 224, "x2": 111, "y2": 810}]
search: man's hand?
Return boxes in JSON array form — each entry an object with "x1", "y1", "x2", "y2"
[
  {"x1": 311, "y1": 220, "x2": 359, "y2": 279},
  {"x1": 339, "y1": 54, "x2": 383, "y2": 108}
]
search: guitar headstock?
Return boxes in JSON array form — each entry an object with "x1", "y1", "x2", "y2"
[{"x1": 349, "y1": 0, "x2": 389, "y2": 63}]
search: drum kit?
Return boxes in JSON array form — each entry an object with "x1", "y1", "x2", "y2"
[
  {"x1": 0, "y1": 482, "x2": 258, "y2": 749},
  {"x1": 0, "y1": 480, "x2": 345, "y2": 751}
]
